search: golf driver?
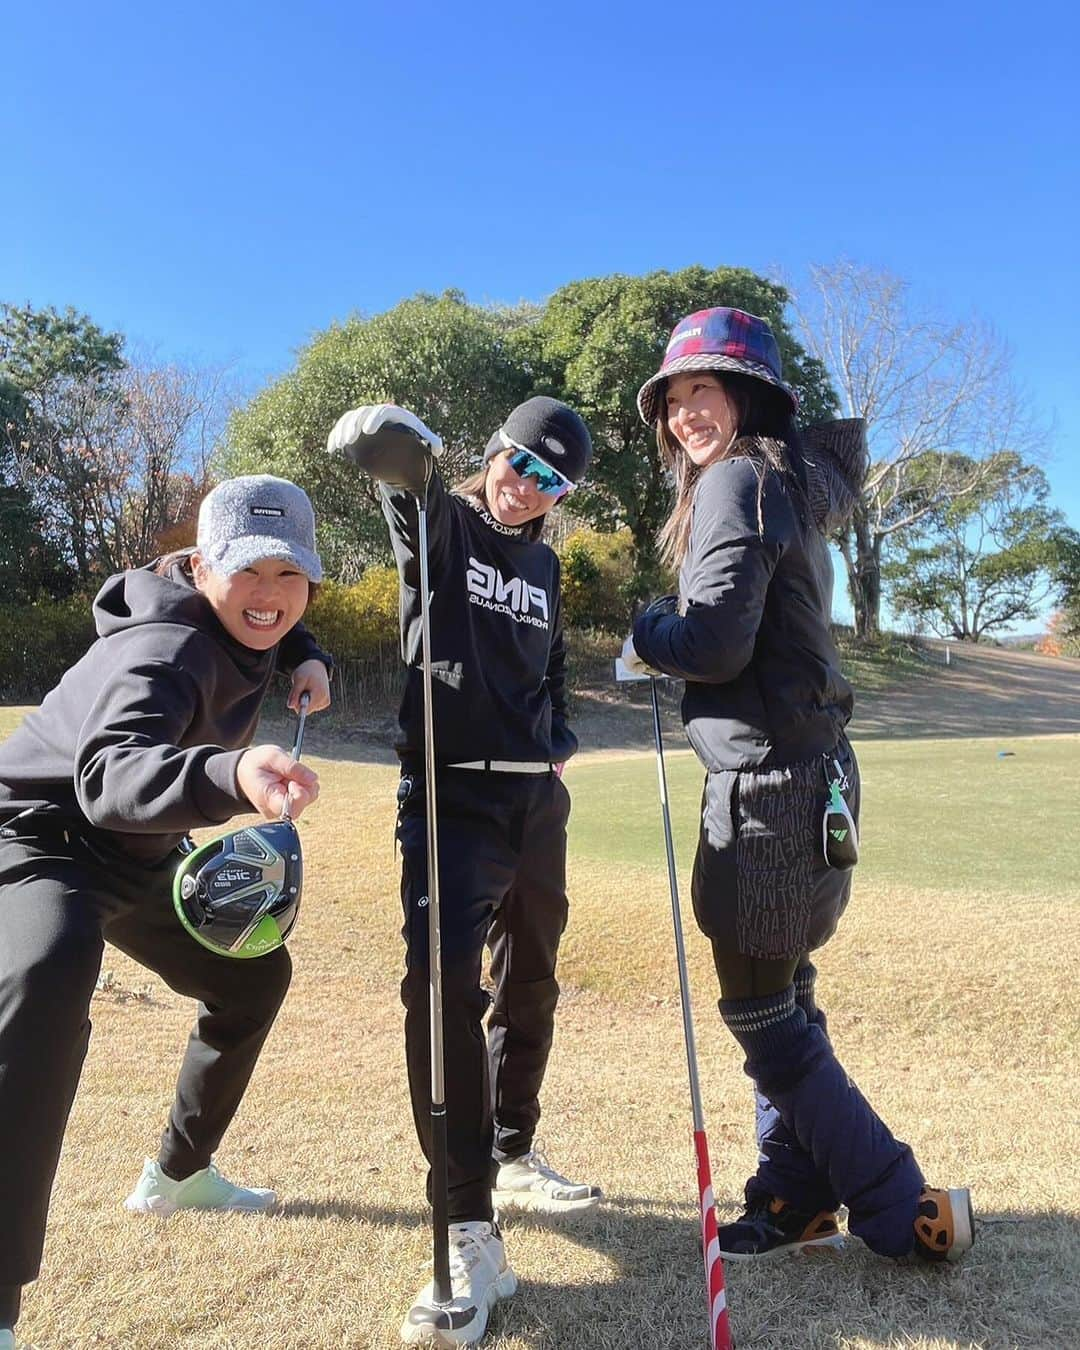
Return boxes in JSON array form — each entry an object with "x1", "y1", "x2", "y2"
[
  {"x1": 327, "y1": 409, "x2": 461, "y2": 1328},
  {"x1": 615, "y1": 661, "x2": 733, "y2": 1350},
  {"x1": 414, "y1": 469, "x2": 456, "y2": 1315},
  {"x1": 173, "y1": 693, "x2": 310, "y2": 959}
]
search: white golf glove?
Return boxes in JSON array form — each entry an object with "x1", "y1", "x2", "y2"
[
  {"x1": 327, "y1": 403, "x2": 444, "y2": 457},
  {"x1": 620, "y1": 632, "x2": 659, "y2": 677}
]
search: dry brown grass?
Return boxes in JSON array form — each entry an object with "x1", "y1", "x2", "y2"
[{"x1": 8, "y1": 735, "x2": 1080, "y2": 1349}]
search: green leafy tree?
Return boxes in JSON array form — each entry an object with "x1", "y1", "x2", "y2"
[
  {"x1": 1045, "y1": 528, "x2": 1080, "y2": 655},
  {"x1": 517, "y1": 266, "x2": 837, "y2": 591},
  {"x1": 220, "y1": 291, "x2": 532, "y2": 578},
  {"x1": 0, "y1": 303, "x2": 127, "y2": 581},
  {"x1": 883, "y1": 452, "x2": 1069, "y2": 642},
  {"x1": 2, "y1": 306, "x2": 236, "y2": 579},
  {"x1": 0, "y1": 479, "x2": 72, "y2": 601}
]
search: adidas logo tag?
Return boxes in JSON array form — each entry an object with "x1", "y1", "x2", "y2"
[{"x1": 829, "y1": 828, "x2": 848, "y2": 841}]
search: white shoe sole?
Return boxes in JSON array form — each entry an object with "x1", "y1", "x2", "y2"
[
  {"x1": 719, "y1": 1233, "x2": 845, "y2": 1262},
  {"x1": 943, "y1": 1188, "x2": 975, "y2": 1261},
  {"x1": 123, "y1": 1193, "x2": 179, "y2": 1216},
  {"x1": 124, "y1": 1192, "x2": 276, "y2": 1216},
  {"x1": 400, "y1": 1269, "x2": 518, "y2": 1346},
  {"x1": 491, "y1": 1188, "x2": 601, "y2": 1214}
]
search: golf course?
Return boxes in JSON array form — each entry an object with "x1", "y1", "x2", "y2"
[{"x1": 3, "y1": 642, "x2": 1077, "y2": 1349}]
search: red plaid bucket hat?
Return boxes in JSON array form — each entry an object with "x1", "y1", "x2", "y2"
[{"x1": 636, "y1": 307, "x2": 798, "y2": 425}]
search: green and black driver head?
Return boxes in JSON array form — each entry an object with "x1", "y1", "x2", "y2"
[
  {"x1": 173, "y1": 818, "x2": 303, "y2": 958},
  {"x1": 173, "y1": 696, "x2": 309, "y2": 959}
]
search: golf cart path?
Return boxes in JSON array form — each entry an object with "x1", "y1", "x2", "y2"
[
  {"x1": 850, "y1": 641, "x2": 1080, "y2": 740},
  {"x1": 253, "y1": 641, "x2": 1080, "y2": 764},
  {"x1": 569, "y1": 641, "x2": 1080, "y2": 755}
]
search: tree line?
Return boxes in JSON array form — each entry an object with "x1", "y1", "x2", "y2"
[{"x1": 3, "y1": 263, "x2": 1077, "y2": 648}]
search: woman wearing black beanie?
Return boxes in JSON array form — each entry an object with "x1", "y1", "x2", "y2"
[{"x1": 328, "y1": 397, "x2": 600, "y2": 1347}]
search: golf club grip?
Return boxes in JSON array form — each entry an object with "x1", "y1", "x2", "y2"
[
  {"x1": 695, "y1": 1130, "x2": 733, "y2": 1350},
  {"x1": 430, "y1": 1106, "x2": 452, "y2": 1301}
]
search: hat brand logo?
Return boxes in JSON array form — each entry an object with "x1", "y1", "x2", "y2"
[
  {"x1": 668, "y1": 326, "x2": 701, "y2": 350},
  {"x1": 251, "y1": 505, "x2": 285, "y2": 517},
  {"x1": 542, "y1": 435, "x2": 566, "y2": 460}
]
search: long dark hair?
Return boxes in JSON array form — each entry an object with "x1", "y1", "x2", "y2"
[{"x1": 655, "y1": 372, "x2": 807, "y2": 569}]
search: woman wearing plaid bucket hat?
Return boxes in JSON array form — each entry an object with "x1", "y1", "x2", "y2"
[{"x1": 623, "y1": 307, "x2": 974, "y2": 1265}]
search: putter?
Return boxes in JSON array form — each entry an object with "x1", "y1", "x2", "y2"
[
  {"x1": 615, "y1": 662, "x2": 733, "y2": 1350},
  {"x1": 173, "y1": 693, "x2": 310, "y2": 959}
]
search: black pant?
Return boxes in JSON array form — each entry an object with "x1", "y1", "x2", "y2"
[
  {"x1": 396, "y1": 768, "x2": 570, "y2": 1222},
  {"x1": 0, "y1": 826, "x2": 291, "y2": 1286}
]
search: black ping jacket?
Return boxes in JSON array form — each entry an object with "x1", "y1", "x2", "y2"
[
  {"x1": 632, "y1": 422, "x2": 866, "y2": 772},
  {"x1": 380, "y1": 470, "x2": 575, "y2": 773},
  {"x1": 0, "y1": 559, "x2": 331, "y2": 864}
]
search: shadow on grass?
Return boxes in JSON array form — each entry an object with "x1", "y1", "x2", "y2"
[{"x1": 271, "y1": 1196, "x2": 1080, "y2": 1347}]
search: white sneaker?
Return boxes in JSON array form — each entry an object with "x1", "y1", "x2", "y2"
[
  {"x1": 123, "y1": 1158, "x2": 277, "y2": 1216},
  {"x1": 400, "y1": 1220, "x2": 516, "y2": 1346},
  {"x1": 492, "y1": 1146, "x2": 602, "y2": 1213}
]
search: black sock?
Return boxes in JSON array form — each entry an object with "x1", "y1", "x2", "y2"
[
  {"x1": 0, "y1": 1282, "x2": 22, "y2": 1329},
  {"x1": 157, "y1": 1159, "x2": 190, "y2": 1182}
]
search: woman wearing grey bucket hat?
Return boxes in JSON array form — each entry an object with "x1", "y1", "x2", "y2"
[
  {"x1": 0, "y1": 475, "x2": 332, "y2": 1345},
  {"x1": 622, "y1": 307, "x2": 973, "y2": 1267}
]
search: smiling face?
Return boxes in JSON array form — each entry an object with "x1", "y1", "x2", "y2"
[
  {"x1": 191, "y1": 554, "x2": 310, "y2": 649},
  {"x1": 483, "y1": 449, "x2": 561, "y2": 527},
  {"x1": 664, "y1": 371, "x2": 740, "y2": 469}
]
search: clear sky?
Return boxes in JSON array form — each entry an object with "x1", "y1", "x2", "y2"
[{"x1": 3, "y1": 0, "x2": 1077, "y2": 624}]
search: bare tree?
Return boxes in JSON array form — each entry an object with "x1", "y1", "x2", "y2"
[
  {"x1": 794, "y1": 261, "x2": 1044, "y2": 637},
  {"x1": 101, "y1": 358, "x2": 236, "y2": 569}
]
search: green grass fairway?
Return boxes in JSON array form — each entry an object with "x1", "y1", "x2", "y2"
[
  {"x1": 566, "y1": 735, "x2": 1080, "y2": 900},
  {"x1": 1, "y1": 702, "x2": 1078, "y2": 1347}
]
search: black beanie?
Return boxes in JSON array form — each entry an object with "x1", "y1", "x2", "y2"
[{"x1": 483, "y1": 397, "x2": 593, "y2": 485}]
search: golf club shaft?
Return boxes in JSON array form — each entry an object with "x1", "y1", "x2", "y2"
[
  {"x1": 417, "y1": 498, "x2": 452, "y2": 1303},
  {"x1": 291, "y1": 692, "x2": 310, "y2": 760},
  {"x1": 280, "y1": 693, "x2": 311, "y2": 822},
  {"x1": 650, "y1": 678, "x2": 706, "y2": 1132},
  {"x1": 649, "y1": 678, "x2": 733, "y2": 1350}
]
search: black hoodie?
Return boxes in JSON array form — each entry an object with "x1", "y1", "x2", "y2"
[
  {"x1": 380, "y1": 469, "x2": 575, "y2": 773},
  {"x1": 632, "y1": 421, "x2": 867, "y2": 771},
  {"x1": 0, "y1": 560, "x2": 331, "y2": 864}
]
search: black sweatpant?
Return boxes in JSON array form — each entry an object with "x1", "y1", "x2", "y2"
[
  {"x1": 0, "y1": 825, "x2": 291, "y2": 1286},
  {"x1": 396, "y1": 768, "x2": 570, "y2": 1223}
]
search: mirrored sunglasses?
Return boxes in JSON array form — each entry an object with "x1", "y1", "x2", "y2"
[{"x1": 505, "y1": 446, "x2": 574, "y2": 499}]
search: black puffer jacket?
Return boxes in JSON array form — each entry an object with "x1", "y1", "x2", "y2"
[{"x1": 632, "y1": 421, "x2": 866, "y2": 771}]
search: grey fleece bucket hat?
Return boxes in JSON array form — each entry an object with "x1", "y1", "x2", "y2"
[{"x1": 196, "y1": 475, "x2": 323, "y2": 582}]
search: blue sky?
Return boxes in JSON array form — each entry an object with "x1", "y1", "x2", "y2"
[{"x1": 3, "y1": 0, "x2": 1077, "y2": 624}]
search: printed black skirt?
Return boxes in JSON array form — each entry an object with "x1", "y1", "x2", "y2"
[{"x1": 691, "y1": 737, "x2": 860, "y2": 959}]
